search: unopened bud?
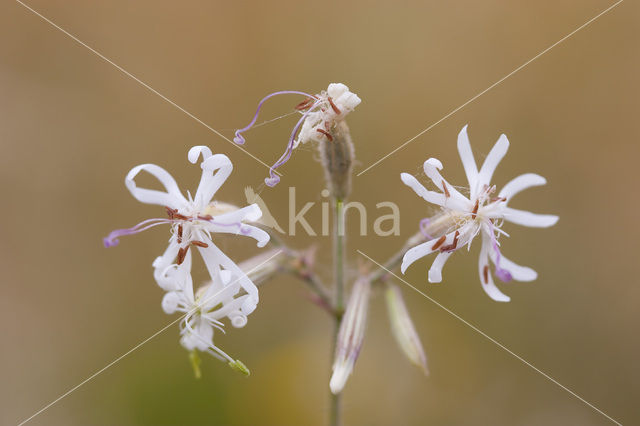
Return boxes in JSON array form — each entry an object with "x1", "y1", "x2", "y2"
[
  {"x1": 330, "y1": 277, "x2": 371, "y2": 394},
  {"x1": 385, "y1": 284, "x2": 428, "y2": 375},
  {"x1": 228, "y1": 359, "x2": 251, "y2": 376}
]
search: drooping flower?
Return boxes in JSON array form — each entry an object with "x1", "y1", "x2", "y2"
[
  {"x1": 400, "y1": 125, "x2": 558, "y2": 302},
  {"x1": 104, "y1": 146, "x2": 270, "y2": 312},
  {"x1": 330, "y1": 277, "x2": 371, "y2": 394},
  {"x1": 234, "y1": 83, "x2": 361, "y2": 187},
  {"x1": 160, "y1": 253, "x2": 253, "y2": 370},
  {"x1": 385, "y1": 284, "x2": 428, "y2": 374}
]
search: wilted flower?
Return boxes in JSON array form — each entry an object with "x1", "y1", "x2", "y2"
[
  {"x1": 401, "y1": 125, "x2": 558, "y2": 302},
  {"x1": 234, "y1": 83, "x2": 361, "y2": 187},
  {"x1": 385, "y1": 284, "x2": 428, "y2": 374},
  {"x1": 104, "y1": 146, "x2": 270, "y2": 312},
  {"x1": 330, "y1": 277, "x2": 371, "y2": 394}
]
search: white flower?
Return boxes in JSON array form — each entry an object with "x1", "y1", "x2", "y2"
[
  {"x1": 161, "y1": 255, "x2": 252, "y2": 363},
  {"x1": 104, "y1": 146, "x2": 270, "y2": 312},
  {"x1": 330, "y1": 277, "x2": 371, "y2": 394},
  {"x1": 234, "y1": 83, "x2": 361, "y2": 187},
  {"x1": 400, "y1": 125, "x2": 558, "y2": 302}
]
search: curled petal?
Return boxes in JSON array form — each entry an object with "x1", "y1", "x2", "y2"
[
  {"x1": 427, "y1": 251, "x2": 452, "y2": 283},
  {"x1": 423, "y1": 158, "x2": 471, "y2": 207},
  {"x1": 503, "y1": 207, "x2": 558, "y2": 228},
  {"x1": 125, "y1": 164, "x2": 187, "y2": 209},
  {"x1": 400, "y1": 173, "x2": 446, "y2": 207},
  {"x1": 499, "y1": 173, "x2": 547, "y2": 201},
  {"x1": 194, "y1": 153, "x2": 233, "y2": 209}
]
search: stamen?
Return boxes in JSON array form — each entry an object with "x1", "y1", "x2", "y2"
[
  {"x1": 191, "y1": 240, "x2": 209, "y2": 248},
  {"x1": 295, "y1": 97, "x2": 316, "y2": 110},
  {"x1": 177, "y1": 225, "x2": 183, "y2": 244},
  {"x1": 327, "y1": 97, "x2": 342, "y2": 114},
  {"x1": 440, "y1": 230, "x2": 460, "y2": 252},
  {"x1": 233, "y1": 90, "x2": 317, "y2": 145},
  {"x1": 431, "y1": 235, "x2": 446, "y2": 250},
  {"x1": 316, "y1": 128, "x2": 334, "y2": 141},
  {"x1": 177, "y1": 245, "x2": 190, "y2": 265},
  {"x1": 442, "y1": 180, "x2": 450, "y2": 198},
  {"x1": 471, "y1": 200, "x2": 479, "y2": 219},
  {"x1": 483, "y1": 265, "x2": 489, "y2": 284}
]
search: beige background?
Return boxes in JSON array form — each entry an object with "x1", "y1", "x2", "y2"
[{"x1": 1, "y1": 0, "x2": 639, "y2": 425}]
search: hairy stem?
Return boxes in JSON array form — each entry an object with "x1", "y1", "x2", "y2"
[{"x1": 330, "y1": 198, "x2": 345, "y2": 426}]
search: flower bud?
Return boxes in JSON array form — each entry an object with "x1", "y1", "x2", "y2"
[
  {"x1": 385, "y1": 284, "x2": 428, "y2": 375},
  {"x1": 330, "y1": 277, "x2": 371, "y2": 394}
]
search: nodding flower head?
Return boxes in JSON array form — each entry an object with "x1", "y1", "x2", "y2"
[
  {"x1": 234, "y1": 83, "x2": 361, "y2": 187},
  {"x1": 400, "y1": 125, "x2": 558, "y2": 302}
]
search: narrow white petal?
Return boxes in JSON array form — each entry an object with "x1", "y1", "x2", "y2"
[
  {"x1": 125, "y1": 164, "x2": 187, "y2": 209},
  {"x1": 499, "y1": 173, "x2": 547, "y2": 201},
  {"x1": 503, "y1": 207, "x2": 559, "y2": 228},
  {"x1": 198, "y1": 243, "x2": 259, "y2": 303},
  {"x1": 401, "y1": 229, "x2": 460, "y2": 274},
  {"x1": 427, "y1": 251, "x2": 452, "y2": 283},
  {"x1": 400, "y1": 173, "x2": 446, "y2": 206},
  {"x1": 422, "y1": 158, "x2": 471, "y2": 207},
  {"x1": 479, "y1": 237, "x2": 510, "y2": 302},
  {"x1": 456, "y1": 125, "x2": 479, "y2": 192},
  {"x1": 477, "y1": 134, "x2": 509, "y2": 189},
  {"x1": 495, "y1": 254, "x2": 537, "y2": 281},
  {"x1": 193, "y1": 153, "x2": 233, "y2": 209}
]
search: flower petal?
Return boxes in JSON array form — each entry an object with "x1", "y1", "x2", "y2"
[
  {"x1": 194, "y1": 153, "x2": 233, "y2": 209},
  {"x1": 197, "y1": 242, "x2": 259, "y2": 308},
  {"x1": 422, "y1": 158, "x2": 472, "y2": 210},
  {"x1": 457, "y1": 125, "x2": 479, "y2": 192},
  {"x1": 125, "y1": 164, "x2": 187, "y2": 209},
  {"x1": 502, "y1": 207, "x2": 559, "y2": 228},
  {"x1": 401, "y1": 229, "x2": 460, "y2": 274},
  {"x1": 205, "y1": 204, "x2": 269, "y2": 247},
  {"x1": 400, "y1": 173, "x2": 446, "y2": 207},
  {"x1": 479, "y1": 236, "x2": 511, "y2": 302},
  {"x1": 499, "y1": 173, "x2": 547, "y2": 201},
  {"x1": 477, "y1": 134, "x2": 509, "y2": 191},
  {"x1": 427, "y1": 251, "x2": 452, "y2": 283},
  {"x1": 488, "y1": 250, "x2": 538, "y2": 281}
]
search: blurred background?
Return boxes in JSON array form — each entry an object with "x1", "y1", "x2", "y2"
[{"x1": 1, "y1": 0, "x2": 639, "y2": 425}]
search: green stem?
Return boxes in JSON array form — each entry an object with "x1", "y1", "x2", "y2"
[{"x1": 330, "y1": 198, "x2": 345, "y2": 426}]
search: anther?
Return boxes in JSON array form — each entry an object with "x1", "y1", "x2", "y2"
[
  {"x1": 177, "y1": 224, "x2": 183, "y2": 244},
  {"x1": 316, "y1": 129, "x2": 334, "y2": 141},
  {"x1": 431, "y1": 235, "x2": 447, "y2": 250},
  {"x1": 440, "y1": 230, "x2": 460, "y2": 252},
  {"x1": 327, "y1": 97, "x2": 342, "y2": 115},
  {"x1": 483, "y1": 265, "x2": 489, "y2": 284},
  {"x1": 295, "y1": 98, "x2": 315, "y2": 111},
  {"x1": 177, "y1": 245, "x2": 190, "y2": 265},
  {"x1": 197, "y1": 214, "x2": 213, "y2": 221},
  {"x1": 442, "y1": 180, "x2": 450, "y2": 198},
  {"x1": 471, "y1": 200, "x2": 479, "y2": 219},
  {"x1": 191, "y1": 240, "x2": 209, "y2": 248}
]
